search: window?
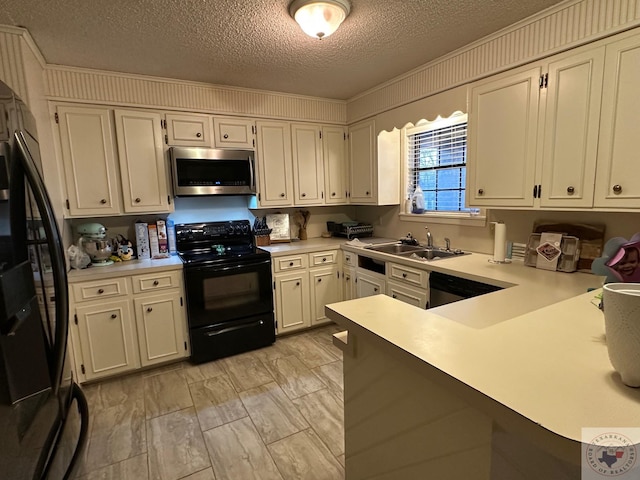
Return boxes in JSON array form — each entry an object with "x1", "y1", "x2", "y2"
[{"x1": 406, "y1": 113, "x2": 478, "y2": 214}]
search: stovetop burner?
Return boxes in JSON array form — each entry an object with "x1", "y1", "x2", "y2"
[{"x1": 176, "y1": 220, "x2": 270, "y2": 266}]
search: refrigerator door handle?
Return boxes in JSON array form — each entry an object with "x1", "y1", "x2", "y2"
[{"x1": 13, "y1": 132, "x2": 69, "y2": 395}]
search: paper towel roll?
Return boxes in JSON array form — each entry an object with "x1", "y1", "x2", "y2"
[{"x1": 493, "y1": 222, "x2": 507, "y2": 262}]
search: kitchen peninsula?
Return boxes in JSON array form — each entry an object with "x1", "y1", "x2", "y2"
[{"x1": 326, "y1": 253, "x2": 640, "y2": 479}]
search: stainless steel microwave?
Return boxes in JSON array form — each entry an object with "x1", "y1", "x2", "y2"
[{"x1": 169, "y1": 147, "x2": 256, "y2": 196}]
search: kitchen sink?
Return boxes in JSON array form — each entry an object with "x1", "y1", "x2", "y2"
[
  {"x1": 365, "y1": 243, "x2": 425, "y2": 254},
  {"x1": 398, "y1": 248, "x2": 468, "y2": 260}
]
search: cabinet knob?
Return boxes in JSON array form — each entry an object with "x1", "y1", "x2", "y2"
[
  {"x1": 345, "y1": 275, "x2": 350, "y2": 281},
  {"x1": 296, "y1": 282, "x2": 300, "y2": 286},
  {"x1": 147, "y1": 307, "x2": 153, "y2": 313},
  {"x1": 374, "y1": 287, "x2": 378, "y2": 292},
  {"x1": 402, "y1": 273, "x2": 407, "y2": 278},
  {"x1": 392, "y1": 294, "x2": 397, "y2": 298},
  {"x1": 280, "y1": 193, "x2": 285, "y2": 197},
  {"x1": 153, "y1": 280, "x2": 159, "y2": 286},
  {"x1": 318, "y1": 278, "x2": 322, "y2": 283},
  {"x1": 331, "y1": 192, "x2": 336, "y2": 196},
  {"x1": 365, "y1": 191, "x2": 370, "y2": 195},
  {"x1": 322, "y1": 258, "x2": 326, "y2": 262},
  {"x1": 135, "y1": 197, "x2": 141, "y2": 203},
  {"x1": 111, "y1": 313, "x2": 117, "y2": 319},
  {"x1": 478, "y1": 188, "x2": 484, "y2": 195},
  {"x1": 223, "y1": 133, "x2": 229, "y2": 139},
  {"x1": 301, "y1": 193, "x2": 306, "y2": 197},
  {"x1": 613, "y1": 184, "x2": 623, "y2": 194},
  {"x1": 567, "y1": 186, "x2": 575, "y2": 194},
  {"x1": 196, "y1": 132, "x2": 202, "y2": 138},
  {"x1": 289, "y1": 262, "x2": 294, "y2": 266},
  {"x1": 100, "y1": 198, "x2": 107, "y2": 204},
  {"x1": 98, "y1": 288, "x2": 104, "y2": 294}
]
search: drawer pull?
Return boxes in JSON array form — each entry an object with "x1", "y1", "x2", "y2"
[
  {"x1": 613, "y1": 184, "x2": 622, "y2": 194},
  {"x1": 322, "y1": 258, "x2": 326, "y2": 262},
  {"x1": 100, "y1": 198, "x2": 107, "y2": 204},
  {"x1": 147, "y1": 307, "x2": 153, "y2": 313},
  {"x1": 567, "y1": 186, "x2": 575, "y2": 194},
  {"x1": 223, "y1": 133, "x2": 229, "y2": 139},
  {"x1": 402, "y1": 273, "x2": 407, "y2": 278},
  {"x1": 289, "y1": 262, "x2": 294, "y2": 267},
  {"x1": 153, "y1": 280, "x2": 159, "y2": 286},
  {"x1": 196, "y1": 132, "x2": 202, "y2": 138},
  {"x1": 98, "y1": 288, "x2": 104, "y2": 294},
  {"x1": 110, "y1": 313, "x2": 117, "y2": 319}
]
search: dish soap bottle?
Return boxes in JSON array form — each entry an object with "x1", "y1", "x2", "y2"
[{"x1": 412, "y1": 186, "x2": 425, "y2": 214}]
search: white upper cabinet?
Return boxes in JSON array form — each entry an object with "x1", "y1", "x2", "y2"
[
  {"x1": 213, "y1": 116, "x2": 255, "y2": 149},
  {"x1": 348, "y1": 119, "x2": 400, "y2": 206},
  {"x1": 57, "y1": 105, "x2": 122, "y2": 216},
  {"x1": 468, "y1": 67, "x2": 541, "y2": 207},
  {"x1": 539, "y1": 48, "x2": 605, "y2": 208},
  {"x1": 255, "y1": 120, "x2": 294, "y2": 207},
  {"x1": 322, "y1": 125, "x2": 348, "y2": 204},
  {"x1": 114, "y1": 109, "x2": 171, "y2": 213},
  {"x1": 594, "y1": 33, "x2": 640, "y2": 209},
  {"x1": 165, "y1": 113, "x2": 213, "y2": 147},
  {"x1": 291, "y1": 123, "x2": 324, "y2": 205}
]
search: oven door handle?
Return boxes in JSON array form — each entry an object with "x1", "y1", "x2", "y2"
[
  {"x1": 188, "y1": 257, "x2": 271, "y2": 274},
  {"x1": 206, "y1": 319, "x2": 265, "y2": 336}
]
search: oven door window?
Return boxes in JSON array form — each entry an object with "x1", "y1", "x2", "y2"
[{"x1": 185, "y1": 260, "x2": 273, "y2": 328}]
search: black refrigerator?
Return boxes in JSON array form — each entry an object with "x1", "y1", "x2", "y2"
[{"x1": 0, "y1": 80, "x2": 88, "y2": 478}]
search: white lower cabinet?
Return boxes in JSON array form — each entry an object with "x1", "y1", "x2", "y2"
[
  {"x1": 309, "y1": 265, "x2": 341, "y2": 326},
  {"x1": 133, "y1": 291, "x2": 187, "y2": 367},
  {"x1": 74, "y1": 299, "x2": 139, "y2": 381},
  {"x1": 386, "y1": 280, "x2": 428, "y2": 309},
  {"x1": 356, "y1": 270, "x2": 385, "y2": 298},
  {"x1": 273, "y1": 250, "x2": 342, "y2": 335},
  {"x1": 70, "y1": 269, "x2": 188, "y2": 383},
  {"x1": 273, "y1": 270, "x2": 311, "y2": 334}
]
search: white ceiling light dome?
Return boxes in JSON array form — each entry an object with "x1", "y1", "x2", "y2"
[{"x1": 289, "y1": 0, "x2": 351, "y2": 40}]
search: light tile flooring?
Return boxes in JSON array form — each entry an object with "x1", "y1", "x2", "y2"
[{"x1": 73, "y1": 324, "x2": 345, "y2": 480}]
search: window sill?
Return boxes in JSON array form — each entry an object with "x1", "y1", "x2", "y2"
[{"x1": 398, "y1": 212, "x2": 487, "y2": 227}]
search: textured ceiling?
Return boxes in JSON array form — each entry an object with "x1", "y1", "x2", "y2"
[{"x1": 1, "y1": 0, "x2": 567, "y2": 100}]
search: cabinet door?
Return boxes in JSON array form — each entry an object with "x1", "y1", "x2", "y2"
[
  {"x1": 356, "y1": 271, "x2": 385, "y2": 298},
  {"x1": 213, "y1": 116, "x2": 255, "y2": 149},
  {"x1": 594, "y1": 34, "x2": 640, "y2": 208},
  {"x1": 349, "y1": 120, "x2": 376, "y2": 203},
  {"x1": 468, "y1": 67, "x2": 540, "y2": 206},
  {"x1": 539, "y1": 48, "x2": 605, "y2": 208},
  {"x1": 323, "y1": 126, "x2": 348, "y2": 204},
  {"x1": 165, "y1": 113, "x2": 212, "y2": 147},
  {"x1": 343, "y1": 267, "x2": 356, "y2": 301},
  {"x1": 291, "y1": 123, "x2": 324, "y2": 205},
  {"x1": 386, "y1": 280, "x2": 428, "y2": 309},
  {"x1": 310, "y1": 266, "x2": 341, "y2": 326},
  {"x1": 114, "y1": 109, "x2": 170, "y2": 213},
  {"x1": 274, "y1": 271, "x2": 310, "y2": 334},
  {"x1": 255, "y1": 121, "x2": 293, "y2": 207},
  {"x1": 74, "y1": 299, "x2": 139, "y2": 381},
  {"x1": 57, "y1": 105, "x2": 121, "y2": 216},
  {"x1": 134, "y1": 291, "x2": 187, "y2": 367}
]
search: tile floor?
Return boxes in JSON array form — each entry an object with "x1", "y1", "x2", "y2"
[{"x1": 73, "y1": 324, "x2": 345, "y2": 480}]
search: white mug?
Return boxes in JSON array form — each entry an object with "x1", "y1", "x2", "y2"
[{"x1": 603, "y1": 283, "x2": 640, "y2": 387}]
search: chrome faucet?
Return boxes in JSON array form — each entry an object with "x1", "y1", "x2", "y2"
[
  {"x1": 444, "y1": 237, "x2": 451, "y2": 251},
  {"x1": 424, "y1": 226, "x2": 433, "y2": 248}
]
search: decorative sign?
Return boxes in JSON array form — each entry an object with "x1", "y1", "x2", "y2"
[{"x1": 265, "y1": 214, "x2": 291, "y2": 243}]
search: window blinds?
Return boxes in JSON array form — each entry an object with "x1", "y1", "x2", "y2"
[{"x1": 407, "y1": 122, "x2": 472, "y2": 212}]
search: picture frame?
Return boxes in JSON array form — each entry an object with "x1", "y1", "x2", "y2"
[{"x1": 265, "y1": 214, "x2": 291, "y2": 243}]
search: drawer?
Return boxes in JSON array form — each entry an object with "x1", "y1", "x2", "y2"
[
  {"x1": 343, "y1": 250, "x2": 356, "y2": 267},
  {"x1": 310, "y1": 250, "x2": 338, "y2": 267},
  {"x1": 274, "y1": 254, "x2": 308, "y2": 272},
  {"x1": 132, "y1": 270, "x2": 182, "y2": 294},
  {"x1": 72, "y1": 277, "x2": 129, "y2": 303},
  {"x1": 387, "y1": 262, "x2": 429, "y2": 288}
]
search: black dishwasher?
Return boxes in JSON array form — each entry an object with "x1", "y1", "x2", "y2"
[{"x1": 428, "y1": 271, "x2": 502, "y2": 308}]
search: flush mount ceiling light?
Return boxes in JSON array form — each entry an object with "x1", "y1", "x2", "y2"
[{"x1": 289, "y1": 0, "x2": 351, "y2": 40}]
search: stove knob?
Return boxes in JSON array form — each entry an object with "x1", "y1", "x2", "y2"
[{"x1": 241, "y1": 224, "x2": 249, "y2": 234}]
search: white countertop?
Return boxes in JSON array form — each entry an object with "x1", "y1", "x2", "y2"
[
  {"x1": 67, "y1": 256, "x2": 183, "y2": 283},
  {"x1": 259, "y1": 237, "x2": 395, "y2": 256}
]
